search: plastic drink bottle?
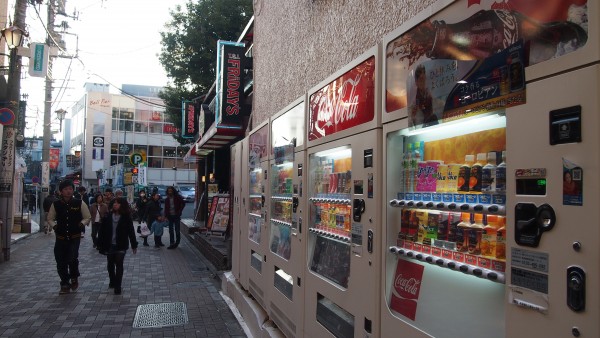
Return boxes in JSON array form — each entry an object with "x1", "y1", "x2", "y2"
[{"x1": 481, "y1": 152, "x2": 497, "y2": 192}]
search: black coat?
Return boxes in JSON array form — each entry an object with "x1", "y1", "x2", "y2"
[
  {"x1": 97, "y1": 213, "x2": 138, "y2": 253},
  {"x1": 145, "y1": 199, "x2": 162, "y2": 225}
]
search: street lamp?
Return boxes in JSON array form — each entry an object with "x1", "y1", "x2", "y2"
[
  {"x1": 55, "y1": 108, "x2": 67, "y2": 132},
  {"x1": 1, "y1": 25, "x2": 27, "y2": 49}
]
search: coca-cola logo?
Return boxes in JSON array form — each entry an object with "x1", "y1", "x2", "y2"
[
  {"x1": 389, "y1": 259, "x2": 424, "y2": 321},
  {"x1": 394, "y1": 273, "x2": 421, "y2": 298},
  {"x1": 309, "y1": 57, "x2": 375, "y2": 141}
]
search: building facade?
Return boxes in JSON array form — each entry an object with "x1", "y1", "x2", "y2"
[{"x1": 68, "y1": 83, "x2": 196, "y2": 191}]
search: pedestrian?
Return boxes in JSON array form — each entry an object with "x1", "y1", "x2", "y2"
[
  {"x1": 96, "y1": 197, "x2": 138, "y2": 295},
  {"x1": 90, "y1": 193, "x2": 109, "y2": 248},
  {"x1": 151, "y1": 215, "x2": 168, "y2": 247},
  {"x1": 74, "y1": 186, "x2": 90, "y2": 206},
  {"x1": 46, "y1": 179, "x2": 92, "y2": 294},
  {"x1": 143, "y1": 192, "x2": 162, "y2": 246},
  {"x1": 43, "y1": 190, "x2": 59, "y2": 234},
  {"x1": 29, "y1": 193, "x2": 37, "y2": 214},
  {"x1": 164, "y1": 186, "x2": 185, "y2": 249},
  {"x1": 103, "y1": 188, "x2": 114, "y2": 205},
  {"x1": 135, "y1": 190, "x2": 150, "y2": 246}
]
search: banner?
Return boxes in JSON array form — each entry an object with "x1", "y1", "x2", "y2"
[{"x1": 49, "y1": 148, "x2": 60, "y2": 169}]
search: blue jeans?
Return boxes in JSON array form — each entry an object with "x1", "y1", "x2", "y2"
[
  {"x1": 54, "y1": 238, "x2": 81, "y2": 286},
  {"x1": 167, "y1": 215, "x2": 181, "y2": 245}
]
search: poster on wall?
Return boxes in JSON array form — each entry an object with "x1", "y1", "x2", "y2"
[{"x1": 385, "y1": 0, "x2": 589, "y2": 125}]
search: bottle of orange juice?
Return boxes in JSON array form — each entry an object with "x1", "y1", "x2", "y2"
[
  {"x1": 468, "y1": 213, "x2": 484, "y2": 255},
  {"x1": 481, "y1": 215, "x2": 500, "y2": 257},
  {"x1": 495, "y1": 216, "x2": 506, "y2": 260},
  {"x1": 458, "y1": 155, "x2": 474, "y2": 192}
]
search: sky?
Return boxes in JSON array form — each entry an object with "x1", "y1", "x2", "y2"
[{"x1": 20, "y1": 0, "x2": 189, "y2": 137}]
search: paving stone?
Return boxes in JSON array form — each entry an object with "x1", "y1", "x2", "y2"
[{"x1": 1, "y1": 224, "x2": 246, "y2": 337}]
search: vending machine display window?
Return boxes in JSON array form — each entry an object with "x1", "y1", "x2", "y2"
[
  {"x1": 388, "y1": 112, "x2": 507, "y2": 282},
  {"x1": 248, "y1": 167, "x2": 264, "y2": 243},
  {"x1": 270, "y1": 161, "x2": 294, "y2": 259},
  {"x1": 307, "y1": 145, "x2": 354, "y2": 287}
]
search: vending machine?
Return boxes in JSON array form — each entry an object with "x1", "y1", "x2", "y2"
[
  {"x1": 246, "y1": 121, "x2": 271, "y2": 310},
  {"x1": 265, "y1": 96, "x2": 307, "y2": 337},
  {"x1": 304, "y1": 45, "x2": 383, "y2": 337},
  {"x1": 231, "y1": 140, "x2": 244, "y2": 286},
  {"x1": 380, "y1": 0, "x2": 597, "y2": 337}
]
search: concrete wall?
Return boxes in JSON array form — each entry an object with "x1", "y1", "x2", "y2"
[{"x1": 252, "y1": 0, "x2": 435, "y2": 125}]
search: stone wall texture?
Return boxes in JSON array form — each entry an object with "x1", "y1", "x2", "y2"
[{"x1": 251, "y1": 0, "x2": 436, "y2": 127}]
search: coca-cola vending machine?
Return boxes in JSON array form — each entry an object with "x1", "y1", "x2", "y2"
[
  {"x1": 304, "y1": 45, "x2": 383, "y2": 337},
  {"x1": 265, "y1": 96, "x2": 307, "y2": 337},
  {"x1": 246, "y1": 121, "x2": 271, "y2": 310},
  {"x1": 380, "y1": 0, "x2": 596, "y2": 337},
  {"x1": 231, "y1": 139, "x2": 245, "y2": 287}
]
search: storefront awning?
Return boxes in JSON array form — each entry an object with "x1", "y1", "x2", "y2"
[{"x1": 183, "y1": 122, "x2": 244, "y2": 160}]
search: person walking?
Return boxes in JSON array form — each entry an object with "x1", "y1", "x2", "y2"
[
  {"x1": 46, "y1": 180, "x2": 92, "y2": 294},
  {"x1": 43, "y1": 190, "x2": 59, "y2": 234},
  {"x1": 143, "y1": 192, "x2": 162, "y2": 245},
  {"x1": 90, "y1": 193, "x2": 109, "y2": 248},
  {"x1": 96, "y1": 197, "x2": 138, "y2": 295},
  {"x1": 135, "y1": 190, "x2": 150, "y2": 246},
  {"x1": 164, "y1": 186, "x2": 185, "y2": 249},
  {"x1": 151, "y1": 215, "x2": 168, "y2": 247}
]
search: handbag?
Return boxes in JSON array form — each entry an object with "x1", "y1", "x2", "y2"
[{"x1": 140, "y1": 222, "x2": 151, "y2": 237}]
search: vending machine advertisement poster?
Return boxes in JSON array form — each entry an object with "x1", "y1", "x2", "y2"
[
  {"x1": 308, "y1": 56, "x2": 376, "y2": 141},
  {"x1": 385, "y1": 0, "x2": 589, "y2": 117},
  {"x1": 389, "y1": 259, "x2": 424, "y2": 321}
]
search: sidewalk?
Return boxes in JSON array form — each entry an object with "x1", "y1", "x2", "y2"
[{"x1": 2, "y1": 217, "x2": 249, "y2": 337}]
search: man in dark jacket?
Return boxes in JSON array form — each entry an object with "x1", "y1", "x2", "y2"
[
  {"x1": 164, "y1": 186, "x2": 185, "y2": 249},
  {"x1": 46, "y1": 180, "x2": 91, "y2": 294}
]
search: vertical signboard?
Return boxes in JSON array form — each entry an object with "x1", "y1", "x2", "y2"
[
  {"x1": 216, "y1": 40, "x2": 247, "y2": 124},
  {"x1": 29, "y1": 43, "x2": 49, "y2": 78},
  {"x1": 181, "y1": 101, "x2": 198, "y2": 138},
  {"x1": 0, "y1": 127, "x2": 15, "y2": 192}
]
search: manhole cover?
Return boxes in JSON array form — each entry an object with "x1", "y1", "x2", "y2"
[{"x1": 133, "y1": 302, "x2": 188, "y2": 328}]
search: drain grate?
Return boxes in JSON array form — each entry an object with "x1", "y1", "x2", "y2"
[{"x1": 133, "y1": 302, "x2": 188, "y2": 328}]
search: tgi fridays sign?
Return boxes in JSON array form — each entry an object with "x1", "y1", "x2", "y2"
[
  {"x1": 182, "y1": 101, "x2": 197, "y2": 139},
  {"x1": 218, "y1": 42, "x2": 246, "y2": 124},
  {"x1": 308, "y1": 56, "x2": 376, "y2": 141}
]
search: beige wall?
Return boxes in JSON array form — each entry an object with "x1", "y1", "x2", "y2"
[{"x1": 252, "y1": 0, "x2": 436, "y2": 126}]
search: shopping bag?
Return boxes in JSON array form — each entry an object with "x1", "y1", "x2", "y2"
[{"x1": 140, "y1": 222, "x2": 151, "y2": 237}]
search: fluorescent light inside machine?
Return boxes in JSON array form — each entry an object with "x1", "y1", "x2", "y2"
[
  {"x1": 314, "y1": 145, "x2": 351, "y2": 159},
  {"x1": 404, "y1": 111, "x2": 506, "y2": 137}
]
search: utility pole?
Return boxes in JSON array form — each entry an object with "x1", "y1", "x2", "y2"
[
  {"x1": 39, "y1": 0, "x2": 57, "y2": 236},
  {"x1": 0, "y1": 0, "x2": 28, "y2": 262}
]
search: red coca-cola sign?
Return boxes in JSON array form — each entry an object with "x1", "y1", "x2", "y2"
[
  {"x1": 389, "y1": 259, "x2": 424, "y2": 321},
  {"x1": 308, "y1": 56, "x2": 375, "y2": 141}
]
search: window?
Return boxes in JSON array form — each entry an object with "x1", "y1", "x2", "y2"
[
  {"x1": 163, "y1": 147, "x2": 176, "y2": 157},
  {"x1": 148, "y1": 145, "x2": 162, "y2": 156},
  {"x1": 148, "y1": 157, "x2": 162, "y2": 168}
]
